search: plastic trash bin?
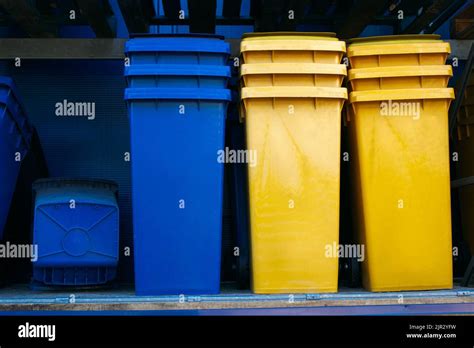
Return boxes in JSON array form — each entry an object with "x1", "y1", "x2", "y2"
[
  {"x1": 241, "y1": 63, "x2": 347, "y2": 87},
  {"x1": 32, "y1": 178, "x2": 120, "y2": 286},
  {"x1": 241, "y1": 86, "x2": 347, "y2": 293},
  {"x1": 126, "y1": 88, "x2": 230, "y2": 295},
  {"x1": 125, "y1": 34, "x2": 230, "y2": 66},
  {"x1": 125, "y1": 64, "x2": 231, "y2": 89},
  {"x1": 241, "y1": 32, "x2": 346, "y2": 64},
  {"x1": 348, "y1": 65, "x2": 452, "y2": 91},
  {"x1": 347, "y1": 88, "x2": 454, "y2": 291},
  {"x1": 0, "y1": 81, "x2": 32, "y2": 240},
  {"x1": 347, "y1": 35, "x2": 450, "y2": 69}
]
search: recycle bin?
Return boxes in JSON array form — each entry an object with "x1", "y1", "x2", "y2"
[{"x1": 241, "y1": 86, "x2": 347, "y2": 293}]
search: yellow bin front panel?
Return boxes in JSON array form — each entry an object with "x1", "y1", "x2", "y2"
[
  {"x1": 347, "y1": 35, "x2": 450, "y2": 69},
  {"x1": 348, "y1": 88, "x2": 454, "y2": 292},
  {"x1": 241, "y1": 63, "x2": 347, "y2": 88},
  {"x1": 242, "y1": 87, "x2": 347, "y2": 294},
  {"x1": 348, "y1": 65, "x2": 452, "y2": 91}
]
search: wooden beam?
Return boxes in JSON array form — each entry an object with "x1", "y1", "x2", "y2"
[
  {"x1": 403, "y1": 0, "x2": 460, "y2": 34},
  {"x1": 223, "y1": 0, "x2": 242, "y2": 18},
  {"x1": 337, "y1": 0, "x2": 390, "y2": 39},
  {"x1": 118, "y1": 0, "x2": 155, "y2": 34},
  {"x1": 188, "y1": 0, "x2": 217, "y2": 33},
  {"x1": 0, "y1": 0, "x2": 57, "y2": 37},
  {"x1": 76, "y1": 0, "x2": 115, "y2": 38}
]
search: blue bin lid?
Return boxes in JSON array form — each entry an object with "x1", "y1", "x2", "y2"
[
  {"x1": 125, "y1": 37, "x2": 230, "y2": 55},
  {"x1": 125, "y1": 87, "x2": 232, "y2": 102},
  {"x1": 129, "y1": 33, "x2": 225, "y2": 40},
  {"x1": 124, "y1": 64, "x2": 231, "y2": 78},
  {"x1": 33, "y1": 178, "x2": 119, "y2": 194}
]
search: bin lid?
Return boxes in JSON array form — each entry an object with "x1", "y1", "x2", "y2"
[
  {"x1": 349, "y1": 88, "x2": 455, "y2": 103},
  {"x1": 348, "y1": 65, "x2": 453, "y2": 81},
  {"x1": 241, "y1": 38, "x2": 346, "y2": 53},
  {"x1": 347, "y1": 41, "x2": 450, "y2": 57},
  {"x1": 125, "y1": 38, "x2": 230, "y2": 55},
  {"x1": 242, "y1": 32, "x2": 338, "y2": 40},
  {"x1": 241, "y1": 63, "x2": 347, "y2": 76},
  {"x1": 125, "y1": 64, "x2": 231, "y2": 78},
  {"x1": 241, "y1": 86, "x2": 348, "y2": 99},
  {"x1": 130, "y1": 33, "x2": 225, "y2": 40},
  {"x1": 347, "y1": 34, "x2": 441, "y2": 45},
  {"x1": 125, "y1": 87, "x2": 232, "y2": 101},
  {"x1": 33, "y1": 178, "x2": 119, "y2": 193}
]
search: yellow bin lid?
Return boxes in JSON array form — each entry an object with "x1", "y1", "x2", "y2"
[
  {"x1": 242, "y1": 86, "x2": 348, "y2": 100},
  {"x1": 241, "y1": 32, "x2": 346, "y2": 53},
  {"x1": 241, "y1": 63, "x2": 347, "y2": 76},
  {"x1": 348, "y1": 65, "x2": 453, "y2": 81},
  {"x1": 347, "y1": 34, "x2": 450, "y2": 57},
  {"x1": 349, "y1": 88, "x2": 455, "y2": 104}
]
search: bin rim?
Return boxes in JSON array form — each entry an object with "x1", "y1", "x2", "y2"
[
  {"x1": 241, "y1": 86, "x2": 348, "y2": 100},
  {"x1": 346, "y1": 34, "x2": 441, "y2": 45},
  {"x1": 125, "y1": 87, "x2": 232, "y2": 101},
  {"x1": 348, "y1": 65, "x2": 453, "y2": 80},
  {"x1": 349, "y1": 88, "x2": 455, "y2": 103},
  {"x1": 347, "y1": 41, "x2": 450, "y2": 57},
  {"x1": 241, "y1": 39, "x2": 346, "y2": 53},
  {"x1": 242, "y1": 32, "x2": 337, "y2": 40},
  {"x1": 125, "y1": 39, "x2": 230, "y2": 54},
  {"x1": 125, "y1": 64, "x2": 231, "y2": 78},
  {"x1": 129, "y1": 33, "x2": 225, "y2": 40},
  {"x1": 33, "y1": 178, "x2": 119, "y2": 193},
  {"x1": 241, "y1": 63, "x2": 347, "y2": 76}
]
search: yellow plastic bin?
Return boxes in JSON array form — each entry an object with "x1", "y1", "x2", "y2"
[
  {"x1": 348, "y1": 65, "x2": 452, "y2": 91},
  {"x1": 348, "y1": 88, "x2": 454, "y2": 292},
  {"x1": 347, "y1": 35, "x2": 450, "y2": 69},
  {"x1": 241, "y1": 32, "x2": 346, "y2": 64},
  {"x1": 241, "y1": 86, "x2": 347, "y2": 293},
  {"x1": 241, "y1": 63, "x2": 347, "y2": 87}
]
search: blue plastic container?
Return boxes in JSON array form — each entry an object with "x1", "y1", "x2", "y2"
[
  {"x1": 125, "y1": 34, "x2": 230, "y2": 66},
  {"x1": 125, "y1": 64, "x2": 231, "y2": 89},
  {"x1": 32, "y1": 178, "x2": 119, "y2": 286},
  {"x1": 126, "y1": 87, "x2": 230, "y2": 295},
  {"x1": 0, "y1": 80, "x2": 32, "y2": 240}
]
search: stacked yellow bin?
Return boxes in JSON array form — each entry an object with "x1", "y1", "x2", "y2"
[
  {"x1": 457, "y1": 68, "x2": 474, "y2": 255},
  {"x1": 346, "y1": 34, "x2": 455, "y2": 292},
  {"x1": 240, "y1": 32, "x2": 348, "y2": 293}
]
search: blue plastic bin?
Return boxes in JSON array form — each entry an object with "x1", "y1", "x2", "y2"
[
  {"x1": 125, "y1": 34, "x2": 230, "y2": 66},
  {"x1": 126, "y1": 87, "x2": 230, "y2": 295},
  {"x1": 125, "y1": 64, "x2": 231, "y2": 89},
  {"x1": 32, "y1": 178, "x2": 119, "y2": 286},
  {"x1": 0, "y1": 85, "x2": 32, "y2": 240}
]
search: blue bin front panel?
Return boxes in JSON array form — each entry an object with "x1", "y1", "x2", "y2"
[{"x1": 131, "y1": 100, "x2": 226, "y2": 295}]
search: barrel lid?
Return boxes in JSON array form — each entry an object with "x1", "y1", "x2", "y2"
[
  {"x1": 241, "y1": 86, "x2": 348, "y2": 99},
  {"x1": 349, "y1": 88, "x2": 455, "y2": 103},
  {"x1": 125, "y1": 37, "x2": 230, "y2": 55},
  {"x1": 348, "y1": 65, "x2": 453, "y2": 80},
  {"x1": 241, "y1": 63, "x2": 347, "y2": 76}
]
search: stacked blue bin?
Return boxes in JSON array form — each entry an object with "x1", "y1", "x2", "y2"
[
  {"x1": 0, "y1": 77, "x2": 33, "y2": 240},
  {"x1": 32, "y1": 178, "x2": 120, "y2": 286},
  {"x1": 125, "y1": 34, "x2": 231, "y2": 295}
]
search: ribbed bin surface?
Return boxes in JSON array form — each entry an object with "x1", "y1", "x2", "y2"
[{"x1": 32, "y1": 178, "x2": 120, "y2": 286}]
